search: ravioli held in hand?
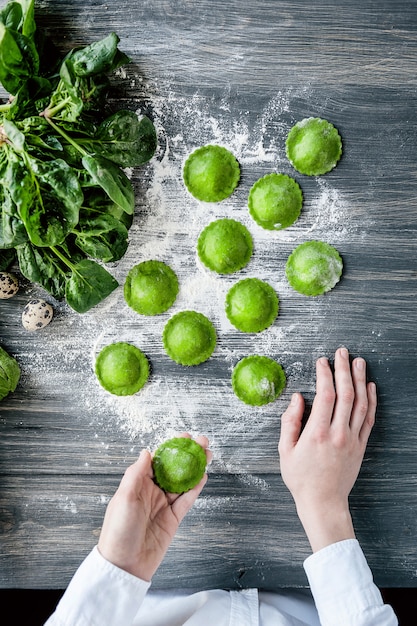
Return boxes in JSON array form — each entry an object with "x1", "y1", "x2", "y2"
[{"x1": 153, "y1": 437, "x2": 207, "y2": 493}]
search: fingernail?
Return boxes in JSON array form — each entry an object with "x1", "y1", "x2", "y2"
[
  {"x1": 290, "y1": 393, "x2": 299, "y2": 406},
  {"x1": 340, "y1": 347, "x2": 349, "y2": 359},
  {"x1": 355, "y1": 358, "x2": 365, "y2": 370},
  {"x1": 369, "y1": 382, "x2": 377, "y2": 395},
  {"x1": 319, "y1": 357, "x2": 328, "y2": 366}
]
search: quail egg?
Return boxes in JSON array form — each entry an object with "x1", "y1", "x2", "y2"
[
  {"x1": 0, "y1": 272, "x2": 19, "y2": 299},
  {"x1": 22, "y1": 299, "x2": 54, "y2": 331}
]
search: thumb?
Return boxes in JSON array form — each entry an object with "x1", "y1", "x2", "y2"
[
  {"x1": 278, "y1": 393, "x2": 305, "y2": 455},
  {"x1": 171, "y1": 474, "x2": 208, "y2": 524}
]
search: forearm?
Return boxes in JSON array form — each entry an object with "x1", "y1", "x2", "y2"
[{"x1": 296, "y1": 501, "x2": 355, "y2": 553}]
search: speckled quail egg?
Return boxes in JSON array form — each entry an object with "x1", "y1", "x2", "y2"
[
  {"x1": 22, "y1": 299, "x2": 54, "y2": 331},
  {"x1": 0, "y1": 272, "x2": 19, "y2": 299}
]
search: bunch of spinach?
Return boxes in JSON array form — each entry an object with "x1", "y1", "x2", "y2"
[
  {"x1": 0, "y1": 344, "x2": 20, "y2": 401},
  {"x1": 0, "y1": 0, "x2": 157, "y2": 312}
]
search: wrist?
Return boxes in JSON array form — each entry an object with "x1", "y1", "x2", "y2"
[{"x1": 296, "y1": 501, "x2": 355, "y2": 553}]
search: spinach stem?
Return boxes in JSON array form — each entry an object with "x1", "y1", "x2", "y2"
[
  {"x1": 50, "y1": 245, "x2": 76, "y2": 271},
  {"x1": 44, "y1": 117, "x2": 88, "y2": 157},
  {"x1": 43, "y1": 96, "x2": 73, "y2": 119}
]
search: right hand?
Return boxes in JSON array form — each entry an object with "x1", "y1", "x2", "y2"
[{"x1": 278, "y1": 347, "x2": 377, "y2": 552}]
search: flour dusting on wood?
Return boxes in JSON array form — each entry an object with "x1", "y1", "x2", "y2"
[{"x1": 9, "y1": 78, "x2": 364, "y2": 477}]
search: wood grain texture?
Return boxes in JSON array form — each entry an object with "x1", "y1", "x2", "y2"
[{"x1": 0, "y1": 0, "x2": 417, "y2": 589}]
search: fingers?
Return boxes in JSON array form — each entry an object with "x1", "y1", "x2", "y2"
[
  {"x1": 118, "y1": 449, "x2": 153, "y2": 492},
  {"x1": 358, "y1": 381, "x2": 377, "y2": 445},
  {"x1": 349, "y1": 357, "x2": 370, "y2": 432},
  {"x1": 278, "y1": 392, "x2": 305, "y2": 454},
  {"x1": 154, "y1": 433, "x2": 211, "y2": 509},
  {"x1": 171, "y1": 473, "x2": 208, "y2": 523},
  {"x1": 332, "y1": 347, "x2": 355, "y2": 428},
  {"x1": 310, "y1": 348, "x2": 377, "y2": 434},
  {"x1": 304, "y1": 349, "x2": 376, "y2": 439},
  {"x1": 308, "y1": 357, "x2": 336, "y2": 428}
]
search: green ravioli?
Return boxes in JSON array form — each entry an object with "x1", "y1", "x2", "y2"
[
  {"x1": 232, "y1": 355, "x2": 286, "y2": 406},
  {"x1": 183, "y1": 145, "x2": 240, "y2": 202},
  {"x1": 286, "y1": 240, "x2": 343, "y2": 296},
  {"x1": 197, "y1": 218, "x2": 253, "y2": 274},
  {"x1": 153, "y1": 437, "x2": 207, "y2": 493},
  {"x1": 95, "y1": 342, "x2": 150, "y2": 395},
  {"x1": 124, "y1": 260, "x2": 179, "y2": 315},
  {"x1": 225, "y1": 278, "x2": 279, "y2": 333},
  {"x1": 163, "y1": 310, "x2": 216, "y2": 366},
  {"x1": 286, "y1": 117, "x2": 342, "y2": 176},
  {"x1": 248, "y1": 173, "x2": 303, "y2": 230}
]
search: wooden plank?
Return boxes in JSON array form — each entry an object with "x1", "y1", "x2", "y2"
[
  {"x1": 1, "y1": 472, "x2": 416, "y2": 590},
  {"x1": 1, "y1": 0, "x2": 417, "y2": 589}
]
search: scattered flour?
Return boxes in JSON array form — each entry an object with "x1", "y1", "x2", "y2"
[{"x1": 14, "y1": 77, "x2": 369, "y2": 485}]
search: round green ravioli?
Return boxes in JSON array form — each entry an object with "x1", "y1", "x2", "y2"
[
  {"x1": 95, "y1": 342, "x2": 150, "y2": 396},
  {"x1": 286, "y1": 117, "x2": 342, "y2": 176},
  {"x1": 232, "y1": 355, "x2": 286, "y2": 406},
  {"x1": 248, "y1": 173, "x2": 303, "y2": 230},
  {"x1": 153, "y1": 437, "x2": 207, "y2": 493},
  {"x1": 197, "y1": 218, "x2": 253, "y2": 274},
  {"x1": 163, "y1": 310, "x2": 216, "y2": 365},
  {"x1": 124, "y1": 260, "x2": 179, "y2": 315},
  {"x1": 225, "y1": 278, "x2": 279, "y2": 333},
  {"x1": 183, "y1": 145, "x2": 240, "y2": 202},
  {"x1": 286, "y1": 240, "x2": 343, "y2": 296}
]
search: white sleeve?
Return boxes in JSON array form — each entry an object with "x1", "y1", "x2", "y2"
[
  {"x1": 44, "y1": 546, "x2": 151, "y2": 626},
  {"x1": 303, "y1": 539, "x2": 398, "y2": 626}
]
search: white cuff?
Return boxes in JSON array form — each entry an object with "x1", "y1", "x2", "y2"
[
  {"x1": 48, "y1": 546, "x2": 150, "y2": 625},
  {"x1": 304, "y1": 539, "x2": 397, "y2": 626}
]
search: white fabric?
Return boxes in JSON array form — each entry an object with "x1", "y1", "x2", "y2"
[{"x1": 45, "y1": 539, "x2": 398, "y2": 626}]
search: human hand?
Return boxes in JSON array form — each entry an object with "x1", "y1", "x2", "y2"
[
  {"x1": 278, "y1": 348, "x2": 377, "y2": 552},
  {"x1": 98, "y1": 434, "x2": 211, "y2": 581}
]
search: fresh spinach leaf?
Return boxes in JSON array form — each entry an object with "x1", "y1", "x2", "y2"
[
  {"x1": 73, "y1": 211, "x2": 128, "y2": 262},
  {"x1": 2, "y1": 118, "x2": 25, "y2": 150},
  {"x1": 65, "y1": 258, "x2": 118, "y2": 313},
  {"x1": 82, "y1": 154, "x2": 135, "y2": 215},
  {"x1": 0, "y1": 344, "x2": 21, "y2": 401},
  {"x1": 0, "y1": 186, "x2": 28, "y2": 247},
  {"x1": 70, "y1": 32, "x2": 130, "y2": 77},
  {"x1": 0, "y1": 1, "x2": 156, "y2": 312},
  {"x1": 83, "y1": 189, "x2": 133, "y2": 229},
  {"x1": 0, "y1": 24, "x2": 39, "y2": 95},
  {"x1": 14, "y1": 155, "x2": 83, "y2": 247},
  {"x1": 16, "y1": 240, "x2": 69, "y2": 298},
  {"x1": 0, "y1": 247, "x2": 16, "y2": 270},
  {"x1": 80, "y1": 111, "x2": 157, "y2": 167}
]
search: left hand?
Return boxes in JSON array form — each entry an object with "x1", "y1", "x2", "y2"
[{"x1": 98, "y1": 434, "x2": 211, "y2": 581}]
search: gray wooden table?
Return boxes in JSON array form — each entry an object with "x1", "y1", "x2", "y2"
[{"x1": 1, "y1": 0, "x2": 417, "y2": 590}]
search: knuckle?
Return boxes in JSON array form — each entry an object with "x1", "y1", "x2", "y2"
[
  {"x1": 341, "y1": 387, "x2": 355, "y2": 405},
  {"x1": 356, "y1": 400, "x2": 369, "y2": 418},
  {"x1": 322, "y1": 388, "x2": 336, "y2": 406},
  {"x1": 332, "y1": 430, "x2": 349, "y2": 449},
  {"x1": 311, "y1": 425, "x2": 329, "y2": 444}
]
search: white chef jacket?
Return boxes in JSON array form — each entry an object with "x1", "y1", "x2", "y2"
[{"x1": 45, "y1": 539, "x2": 398, "y2": 625}]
